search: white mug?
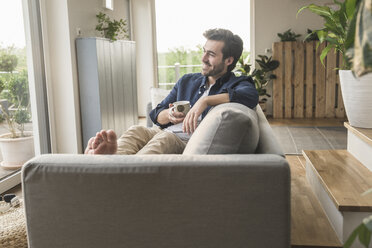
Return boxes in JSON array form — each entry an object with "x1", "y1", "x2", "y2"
[{"x1": 171, "y1": 100, "x2": 190, "y2": 115}]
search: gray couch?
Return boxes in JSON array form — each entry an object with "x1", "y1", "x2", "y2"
[{"x1": 22, "y1": 104, "x2": 290, "y2": 248}]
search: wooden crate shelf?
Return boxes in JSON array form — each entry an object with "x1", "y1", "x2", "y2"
[{"x1": 272, "y1": 41, "x2": 346, "y2": 119}]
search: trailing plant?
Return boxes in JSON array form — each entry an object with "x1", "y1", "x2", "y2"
[
  {"x1": 277, "y1": 29, "x2": 301, "y2": 42},
  {"x1": 303, "y1": 28, "x2": 319, "y2": 42},
  {"x1": 297, "y1": 0, "x2": 361, "y2": 70},
  {"x1": 0, "y1": 70, "x2": 31, "y2": 138},
  {"x1": 236, "y1": 55, "x2": 280, "y2": 103},
  {"x1": 95, "y1": 12, "x2": 129, "y2": 41}
]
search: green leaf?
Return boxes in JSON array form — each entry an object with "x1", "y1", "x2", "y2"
[
  {"x1": 324, "y1": 36, "x2": 339, "y2": 45},
  {"x1": 267, "y1": 61, "x2": 280, "y2": 70},
  {"x1": 362, "y1": 188, "x2": 372, "y2": 196},
  {"x1": 363, "y1": 216, "x2": 372, "y2": 232},
  {"x1": 239, "y1": 56, "x2": 244, "y2": 64},
  {"x1": 345, "y1": 1, "x2": 359, "y2": 50},
  {"x1": 346, "y1": 0, "x2": 358, "y2": 19},
  {"x1": 320, "y1": 44, "x2": 333, "y2": 66},
  {"x1": 299, "y1": 4, "x2": 332, "y2": 18},
  {"x1": 297, "y1": 5, "x2": 310, "y2": 18},
  {"x1": 344, "y1": 224, "x2": 363, "y2": 248},
  {"x1": 317, "y1": 30, "x2": 328, "y2": 43},
  {"x1": 358, "y1": 224, "x2": 371, "y2": 247}
]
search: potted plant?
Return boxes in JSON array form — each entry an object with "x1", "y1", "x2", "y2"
[
  {"x1": 236, "y1": 55, "x2": 280, "y2": 113},
  {"x1": 95, "y1": 12, "x2": 129, "y2": 41},
  {"x1": 303, "y1": 28, "x2": 319, "y2": 42},
  {"x1": 298, "y1": 0, "x2": 372, "y2": 128},
  {"x1": 342, "y1": 1, "x2": 372, "y2": 246},
  {"x1": 0, "y1": 70, "x2": 34, "y2": 169},
  {"x1": 277, "y1": 29, "x2": 301, "y2": 42}
]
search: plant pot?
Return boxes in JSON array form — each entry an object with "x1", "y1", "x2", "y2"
[
  {"x1": 0, "y1": 131, "x2": 35, "y2": 170},
  {"x1": 339, "y1": 70, "x2": 372, "y2": 128}
]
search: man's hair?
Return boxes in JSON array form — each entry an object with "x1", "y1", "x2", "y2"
[{"x1": 203, "y1": 28, "x2": 244, "y2": 72}]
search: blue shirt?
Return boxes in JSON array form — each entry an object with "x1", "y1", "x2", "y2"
[{"x1": 149, "y1": 72, "x2": 259, "y2": 128}]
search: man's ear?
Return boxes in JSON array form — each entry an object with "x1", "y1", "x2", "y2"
[{"x1": 225, "y1": 56, "x2": 234, "y2": 66}]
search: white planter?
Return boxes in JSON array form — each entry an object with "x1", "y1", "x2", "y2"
[
  {"x1": 339, "y1": 70, "x2": 372, "y2": 128},
  {"x1": 0, "y1": 131, "x2": 35, "y2": 170}
]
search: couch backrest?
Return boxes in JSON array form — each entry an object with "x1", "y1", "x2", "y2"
[
  {"x1": 23, "y1": 154, "x2": 290, "y2": 248},
  {"x1": 255, "y1": 105, "x2": 284, "y2": 156}
]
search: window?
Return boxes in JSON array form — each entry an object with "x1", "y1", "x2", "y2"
[
  {"x1": 0, "y1": 0, "x2": 49, "y2": 193},
  {"x1": 155, "y1": 0, "x2": 250, "y2": 89}
]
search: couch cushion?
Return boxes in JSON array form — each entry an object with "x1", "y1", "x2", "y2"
[
  {"x1": 150, "y1": 87, "x2": 171, "y2": 108},
  {"x1": 183, "y1": 103, "x2": 259, "y2": 154}
]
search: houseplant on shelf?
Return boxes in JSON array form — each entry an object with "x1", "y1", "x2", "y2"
[
  {"x1": 235, "y1": 54, "x2": 280, "y2": 113},
  {"x1": 95, "y1": 12, "x2": 129, "y2": 41},
  {"x1": 298, "y1": 0, "x2": 372, "y2": 128},
  {"x1": 277, "y1": 29, "x2": 301, "y2": 42},
  {"x1": 0, "y1": 70, "x2": 34, "y2": 170}
]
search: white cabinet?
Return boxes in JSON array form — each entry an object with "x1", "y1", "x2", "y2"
[{"x1": 76, "y1": 38, "x2": 138, "y2": 147}]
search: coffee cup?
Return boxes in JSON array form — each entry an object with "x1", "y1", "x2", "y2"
[{"x1": 171, "y1": 101, "x2": 190, "y2": 115}]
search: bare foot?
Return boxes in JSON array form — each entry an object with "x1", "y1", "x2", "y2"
[{"x1": 84, "y1": 130, "x2": 117, "y2": 155}]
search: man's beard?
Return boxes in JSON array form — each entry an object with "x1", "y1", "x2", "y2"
[{"x1": 201, "y1": 61, "x2": 225, "y2": 77}]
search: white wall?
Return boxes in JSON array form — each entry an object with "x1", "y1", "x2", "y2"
[
  {"x1": 131, "y1": 0, "x2": 157, "y2": 117},
  {"x1": 252, "y1": 0, "x2": 327, "y2": 115},
  {"x1": 41, "y1": 0, "x2": 129, "y2": 153}
]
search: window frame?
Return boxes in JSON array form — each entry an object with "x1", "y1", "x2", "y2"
[{"x1": 0, "y1": 0, "x2": 50, "y2": 193}]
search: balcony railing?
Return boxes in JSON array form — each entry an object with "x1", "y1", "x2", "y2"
[{"x1": 158, "y1": 63, "x2": 202, "y2": 88}]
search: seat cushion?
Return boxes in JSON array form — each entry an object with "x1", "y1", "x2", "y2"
[{"x1": 183, "y1": 103, "x2": 259, "y2": 154}]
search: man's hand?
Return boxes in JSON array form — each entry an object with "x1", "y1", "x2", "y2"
[
  {"x1": 156, "y1": 103, "x2": 185, "y2": 125},
  {"x1": 182, "y1": 93, "x2": 230, "y2": 134},
  {"x1": 182, "y1": 97, "x2": 208, "y2": 134}
]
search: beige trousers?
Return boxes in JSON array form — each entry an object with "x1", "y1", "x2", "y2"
[{"x1": 116, "y1": 125, "x2": 187, "y2": 155}]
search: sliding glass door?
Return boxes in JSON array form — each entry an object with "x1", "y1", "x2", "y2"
[{"x1": 0, "y1": 0, "x2": 50, "y2": 193}]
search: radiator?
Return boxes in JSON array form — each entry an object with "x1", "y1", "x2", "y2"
[{"x1": 76, "y1": 38, "x2": 138, "y2": 148}]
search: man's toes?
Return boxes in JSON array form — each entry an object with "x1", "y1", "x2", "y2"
[
  {"x1": 100, "y1": 130, "x2": 108, "y2": 142},
  {"x1": 106, "y1": 129, "x2": 117, "y2": 143},
  {"x1": 93, "y1": 134, "x2": 103, "y2": 149},
  {"x1": 88, "y1": 137, "x2": 94, "y2": 147},
  {"x1": 93, "y1": 143, "x2": 107, "y2": 154},
  {"x1": 85, "y1": 137, "x2": 95, "y2": 154}
]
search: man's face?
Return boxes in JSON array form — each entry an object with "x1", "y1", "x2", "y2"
[{"x1": 201, "y1": 40, "x2": 231, "y2": 78}]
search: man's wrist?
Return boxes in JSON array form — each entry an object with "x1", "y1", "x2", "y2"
[{"x1": 202, "y1": 95, "x2": 210, "y2": 106}]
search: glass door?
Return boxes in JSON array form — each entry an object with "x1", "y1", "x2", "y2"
[{"x1": 0, "y1": 0, "x2": 50, "y2": 193}]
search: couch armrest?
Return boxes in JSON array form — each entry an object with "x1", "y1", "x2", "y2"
[
  {"x1": 255, "y1": 105, "x2": 284, "y2": 156},
  {"x1": 22, "y1": 154, "x2": 290, "y2": 248}
]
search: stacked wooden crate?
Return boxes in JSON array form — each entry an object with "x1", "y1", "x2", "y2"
[{"x1": 272, "y1": 41, "x2": 346, "y2": 119}]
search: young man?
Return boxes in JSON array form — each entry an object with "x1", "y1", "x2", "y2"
[{"x1": 85, "y1": 28, "x2": 258, "y2": 155}]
